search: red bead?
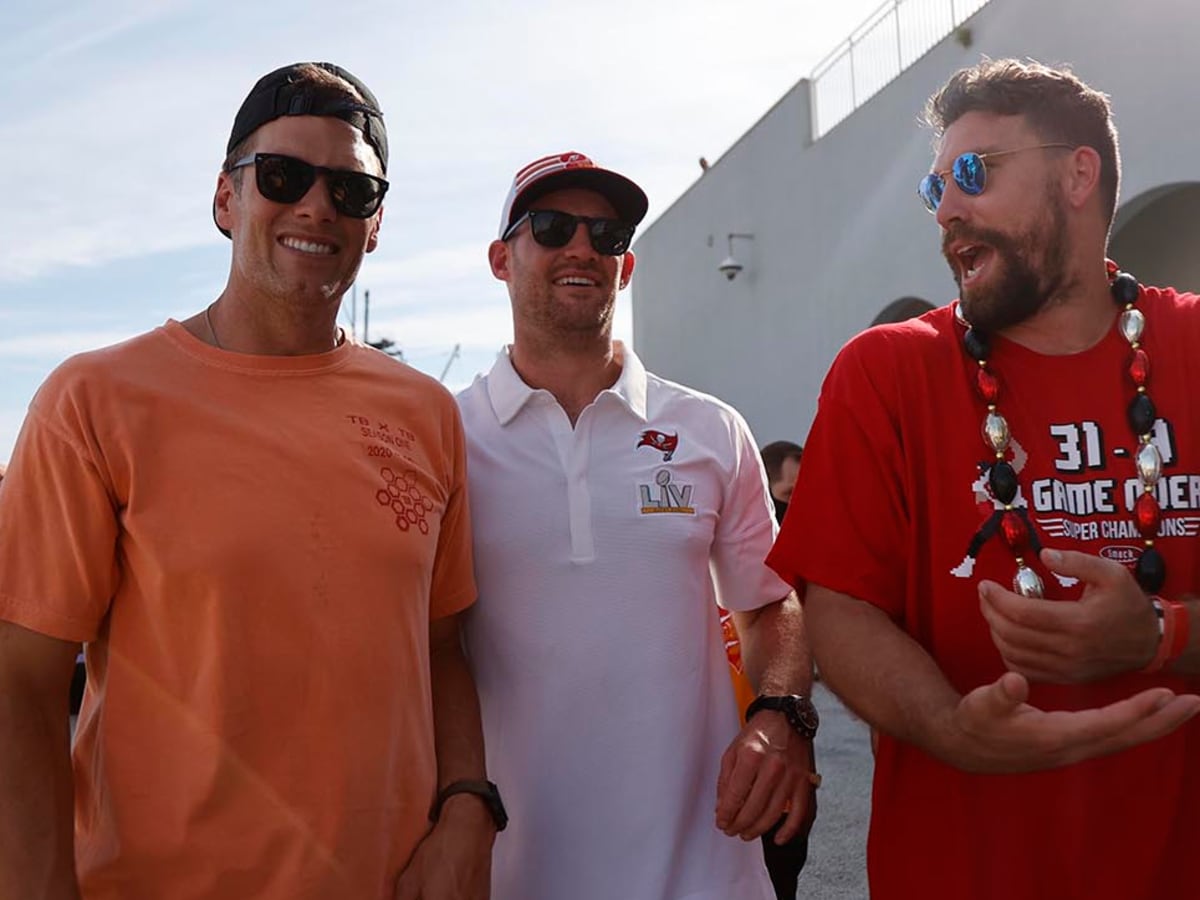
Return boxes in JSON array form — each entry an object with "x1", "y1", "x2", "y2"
[
  {"x1": 1134, "y1": 492, "x2": 1161, "y2": 538},
  {"x1": 1128, "y1": 349, "x2": 1150, "y2": 387},
  {"x1": 1105, "y1": 259, "x2": 1119, "y2": 279},
  {"x1": 975, "y1": 367, "x2": 1000, "y2": 403},
  {"x1": 1000, "y1": 511, "x2": 1030, "y2": 553}
]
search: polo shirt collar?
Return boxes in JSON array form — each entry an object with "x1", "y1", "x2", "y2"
[{"x1": 486, "y1": 341, "x2": 649, "y2": 426}]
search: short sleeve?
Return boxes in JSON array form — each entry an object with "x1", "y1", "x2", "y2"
[
  {"x1": 710, "y1": 408, "x2": 793, "y2": 612},
  {"x1": 428, "y1": 396, "x2": 478, "y2": 620},
  {"x1": 766, "y1": 330, "x2": 910, "y2": 618},
  {"x1": 0, "y1": 385, "x2": 120, "y2": 642}
]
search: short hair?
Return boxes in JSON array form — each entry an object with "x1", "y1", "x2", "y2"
[
  {"x1": 222, "y1": 63, "x2": 376, "y2": 187},
  {"x1": 923, "y1": 59, "x2": 1120, "y2": 228},
  {"x1": 760, "y1": 441, "x2": 803, "y2": 482}
]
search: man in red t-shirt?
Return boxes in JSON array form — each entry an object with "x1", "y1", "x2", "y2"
[{"x1": 769, "y1": 59, "x2": 1200, "y2": 900}]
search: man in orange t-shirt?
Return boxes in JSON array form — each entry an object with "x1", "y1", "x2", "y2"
[{"x1": 0, "y1": 63, "x2": 499, "y2": 899}]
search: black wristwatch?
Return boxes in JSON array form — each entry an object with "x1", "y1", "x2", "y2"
[
  {"x1": 430, "y1": 779, "x2": 508, "y2": 832},
  {"x1": 745, "y1": 694, "x2": 820, "y2": 740}
]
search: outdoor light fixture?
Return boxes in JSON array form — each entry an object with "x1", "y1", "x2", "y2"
[{"x1": 719, "y1": 232, "x2": 754, "y2": 281}]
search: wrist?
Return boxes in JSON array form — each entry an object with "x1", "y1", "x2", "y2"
[
  {"x1": 429, "y1": 779, "x2": 508, "y2": 832},
  {"x1": 1141, "y1": 596, "x2": 1190, "y2": 673},
  {"x1": 744, "y1": 694, "x2": 819, "y2": 740}
]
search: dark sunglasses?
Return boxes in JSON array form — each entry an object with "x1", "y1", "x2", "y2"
[
  {"x1": 917, "y1": 143, "x2": 1075, "y2": 213},
  {"x1": 229, "y1": 152, "x2": 389, "y2": 218},
  {"x1": 503, "y1": 209, "x2": 635, "y2": 256}
]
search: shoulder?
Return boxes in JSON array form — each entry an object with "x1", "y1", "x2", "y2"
[
  {"x1": 353, "y1": 343, "x2": 459, "y2": 407},
  {"x1": 642, "y1": 369, "x2": 755, "y2": 438},
  {"x1": 822, "y1": 304, "x2": 958, "y2": 392},
  {"x1": 1142, "y1": 284, "x2": 1200, "y2": 316},
  {"x1": 31, "y1": 328, "x2": 167, "y2": 409}
]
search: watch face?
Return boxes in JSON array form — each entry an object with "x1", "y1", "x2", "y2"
[{"x1": 785, "y1": 697, "x2": 819, "y2": 738}]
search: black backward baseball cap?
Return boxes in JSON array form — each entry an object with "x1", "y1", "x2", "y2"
[{"x1": 215, "y1": 61, "x2": 389, "y2": 238}]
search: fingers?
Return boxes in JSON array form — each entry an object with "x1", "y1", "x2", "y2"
[
  {"x1": 772, "y1": 781, "x2": 814, "y2": 844},
  {"x1": 714, "y1": 747, "x2": 758, "y2": 831},
  {"x1": 393, "y1": 868, "x2": 420, "y2": 900},
  {"x1": 720, "y1": 754, "x2": 790, "y2": 839},
  {"x1": 1056, "y1": 688, "x2": 1200, "y2": 757},
  {"x1": 1039, "y1": 547, "x2": 1122, "y2": 586},
  {"x1": 978, "y1": 580, "x2": 1079, "y2": 635}
]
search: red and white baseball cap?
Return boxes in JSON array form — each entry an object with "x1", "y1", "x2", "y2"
[{"x1": 498, "y1": 151, "x2": 649, "y2": 238}]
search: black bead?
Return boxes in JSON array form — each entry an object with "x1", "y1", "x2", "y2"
[
  {"x1": 1135, "y1": 547, "x2": 1166, "y2": 594},
  {"x1": 1110, "y1": 272, "x2": 1140, "y2": 306},
  {"x1": 1127, "y1": 393, "x2": 1157, "y2": 436},
  {"x1": 988, "y1": 461, "x2": 1018, "y2": 505},
  {"x1": 963, "y1": 329, "x2": 990, "y2": 361}
]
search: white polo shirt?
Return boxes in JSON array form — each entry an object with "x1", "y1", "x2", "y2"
[{"x1": 458, "y1": 343, "x2": 786, "y2": 900}]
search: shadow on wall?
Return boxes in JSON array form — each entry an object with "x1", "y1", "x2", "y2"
[{"x1": 870, "y1": 296, "x2": 935, "y2": 327}]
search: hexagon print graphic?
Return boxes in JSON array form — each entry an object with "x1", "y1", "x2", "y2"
[{"x1": 375, "y1": 467, "x2": 434, "y2": 534}]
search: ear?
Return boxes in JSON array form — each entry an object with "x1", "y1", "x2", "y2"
[
  {"x1": 1064, "y1": 145, "x2": 1102, "y2": 211},
  {"x1": 366, "y1": 206, "x2": 383, "y2": 254},
  {"x1": 214, "y1": 171, "x2": 237, "y2": 235},
  {"x1": 617, "y1": 250, "x2": 636, "y2": 290},
  {"x1": 488, "y1": 239, "x2": 511, "y2": 282}
]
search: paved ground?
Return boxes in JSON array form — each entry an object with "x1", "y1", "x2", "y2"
[{"x1": 794, "y1": 681, "x2": 873, "y2": 899}]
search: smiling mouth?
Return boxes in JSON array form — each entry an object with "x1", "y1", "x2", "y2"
[
  {"x1": 280, "y1": 236, "x2": 337, "y2": 255},
  {"x1": 554, "y1": 275, "x2": 599, "y2": 287}
]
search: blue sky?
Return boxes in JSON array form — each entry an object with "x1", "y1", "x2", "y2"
[{"x1": 0, "y1": 0, "x2": 881, "y2": 461}]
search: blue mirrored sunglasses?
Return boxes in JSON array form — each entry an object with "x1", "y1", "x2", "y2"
[{"x1": 917, "y1": 143, "x2": 1076, "y2": 213}]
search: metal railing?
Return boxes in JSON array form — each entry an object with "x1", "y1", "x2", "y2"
[{"x1": 810, "y1": 0, "x2": 992, "y2": 138}]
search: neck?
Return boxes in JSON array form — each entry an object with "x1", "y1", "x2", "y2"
[
  {"x1": 509, "y1": 333, "x2": 622, "y2": 425},
  {"x1": 997, "y1": 257, "x2": 1116, "y2": 355},
  {"x1": 191, "y1": 289, "x2": 344, "y2": 356}
]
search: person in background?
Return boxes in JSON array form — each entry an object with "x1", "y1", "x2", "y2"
[{"x1": 760, "y1": 440, "x2": 803, "y2": 525}]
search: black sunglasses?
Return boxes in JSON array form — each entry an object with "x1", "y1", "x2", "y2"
[
  {"x1": 917, "y1": 143, "x2": 1074, "y2": 213},
  {"x1": 502, "y1": 209, "x2": 635, "y2": 256},
  {"x1": 229, "y1": 152, "x2": 389, "y2": 218}
]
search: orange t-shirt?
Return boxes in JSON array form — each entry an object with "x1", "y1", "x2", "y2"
[{"x1": 0, "y1": 322, "x2": 476, "y2": 899}]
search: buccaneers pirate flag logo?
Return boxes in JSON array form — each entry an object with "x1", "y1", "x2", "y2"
[{"x1": 637, "y1": 430, "x2": 678, "y2": 461}]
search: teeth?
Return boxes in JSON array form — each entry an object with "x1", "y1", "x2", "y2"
[
  {"x1": 557, "y1": 276, "x2": 596, "y2": 286},
  {"x1": 281, "y1": 236, "x2": 335, "y2": 255}
]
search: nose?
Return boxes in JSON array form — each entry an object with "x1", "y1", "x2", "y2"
[
  {"x1": 934, "y1": 177, "x2": 969, "y2": 230},
  {"x1": 562, "y1": 220, "x2": 598, "y2": 257},
  {"x1": 293, "y1": 175, "x2": 338, "y2": 222}
]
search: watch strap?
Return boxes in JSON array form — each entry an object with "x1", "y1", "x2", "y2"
[
  {"x1": 744, "y1": 693, "x2": 819, "y2": 739},
  {"x1": 429, "y1": 778, "x2": 508, "y2": 831}
]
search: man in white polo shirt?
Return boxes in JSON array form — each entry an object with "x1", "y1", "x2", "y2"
[{"x1": 457, "y1": 152, "x2": 817, "y2": 900}]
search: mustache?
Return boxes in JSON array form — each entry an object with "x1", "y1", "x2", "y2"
[{"x1": 942, "y1": 223, "x2": 1016, "y2": 255}]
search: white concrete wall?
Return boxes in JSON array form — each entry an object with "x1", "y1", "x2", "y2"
[{"x1": 631, "y1": 0, "x2": 1200, "y2": 447}]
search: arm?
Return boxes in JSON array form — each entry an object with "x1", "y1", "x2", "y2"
[
  {"x1": 0, "y1": 620, "x2": 82, "y2": 900},
  {"x1": 979, "y1": 547, "x2": 1200, "y2": 681},
  {"x1": 395, "y1": 613, "x2": 495, "y2": 900},
  {"x1": 807, "y1": 582, "x2": 1200, "y2": 773},
  {"x1": 715, "y1": 594, "x2": 816, "y2": 843}
]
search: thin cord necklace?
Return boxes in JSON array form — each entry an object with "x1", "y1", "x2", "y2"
[
  {"x1": 959, "y1": 259, "x2": 1165, "y2": 598},
  {"x1": 204, "y1": 303, "x2": 223, "y2": 351}
]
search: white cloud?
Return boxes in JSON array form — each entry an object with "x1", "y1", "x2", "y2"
[{"x1": 0, "y1": 329, "x2": 140, "y2": 358}]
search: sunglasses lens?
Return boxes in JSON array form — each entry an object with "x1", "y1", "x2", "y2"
[
  {"x1": 255, "y1": 154, "x2": 314, "y2": 204},
  {"x1": 528, "y1": 211, "x2": 577, "y2": 248},
  {"x1": 328, "y1": 173, "x2": 387, "y2": 218},
  {"x1": 953, "y1": 153, "x2": 986, "y2": 195},
  {"x1": 589, "y1": 220, "x2": 635, "y2": 255},
  {"x1": 918, "y1": 174, "x2": 944, "y2": 212}
]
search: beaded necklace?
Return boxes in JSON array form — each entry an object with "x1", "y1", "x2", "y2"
[{"x1": 959, "y1": 260, "x2": 1165, "y2": 598}]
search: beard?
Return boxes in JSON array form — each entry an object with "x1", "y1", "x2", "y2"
[{"x1": 944, "y1": 188, "x2": 1070, "y2": 335}]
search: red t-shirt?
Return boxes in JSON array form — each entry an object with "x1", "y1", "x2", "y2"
[{"x1": 768, "y1": 290, "x2": 1200, "y2": 900}]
